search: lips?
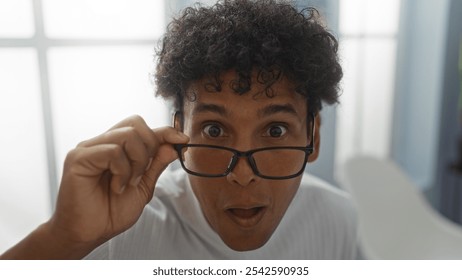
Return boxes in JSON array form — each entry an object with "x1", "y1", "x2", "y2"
[{"x1": 225, "y1": 206, "x2": 266, "y2": 228}]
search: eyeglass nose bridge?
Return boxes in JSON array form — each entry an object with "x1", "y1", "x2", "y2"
[{"x1": 226, "y1": 150, "x2": 259, "y2": 176}]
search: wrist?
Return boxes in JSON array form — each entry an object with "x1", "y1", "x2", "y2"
[
  {"x1": 41, "y1": 219, "x2": 105, "y2": 259},
  {"x1": 0, "y1": 221, "x2": 103, "y2": 260}
]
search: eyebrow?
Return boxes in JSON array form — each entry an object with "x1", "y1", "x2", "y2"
[
  {"x1": 192, "y1": 103, "x2": 228, "y2": 117},
  {"x1": 191, "y1": 102, "x2": 299, "y2": 119},
  {"x1": 258, "y1": 103, "x2": 298, "y2": 118}
]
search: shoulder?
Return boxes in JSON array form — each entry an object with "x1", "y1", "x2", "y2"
[
  {"x1": 152, "y1": 167, "x2": 188, "y2": 199},
  {"x1": 295, "y1": 173, "x2": 358, "y2": 230},
  {"x1": 298, "y1": 173, "x2": 356, "y2": 216}
]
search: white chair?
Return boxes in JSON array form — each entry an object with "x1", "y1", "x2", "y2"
[{"x1": 338, "y1": 155, "x2": 462, "y2": 259}]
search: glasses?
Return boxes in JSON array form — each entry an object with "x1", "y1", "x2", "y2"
[{"x1": 173, "y1": 113, "x2": 315, "y2": 180}]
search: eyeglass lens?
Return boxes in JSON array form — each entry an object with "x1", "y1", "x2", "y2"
[{"x1": 179, "y1": 146, "x2": 306, "y2": 177}]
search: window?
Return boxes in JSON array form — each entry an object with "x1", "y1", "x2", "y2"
[
  {"x1": 335, "y1": 0, "x2": 401, "y2": 172},
  {"x1": 0, "y1": 0, "x2": 167, "y2": 253}
]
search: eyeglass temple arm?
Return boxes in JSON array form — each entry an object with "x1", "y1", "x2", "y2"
[{"x1": 307, "y1": 112, "x2": 316, "y2": 148}]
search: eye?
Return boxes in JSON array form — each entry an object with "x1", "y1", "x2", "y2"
[
  {"x1": 203, "y1": 124, "x2": 224, "y2": 138},
  {"x1": 267, "y1": 125, "x2": 287, "y2": 138}
]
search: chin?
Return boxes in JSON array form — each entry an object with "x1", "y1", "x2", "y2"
[{"x1": 221, "y1": 232, "x2": 273, "y2": 252}]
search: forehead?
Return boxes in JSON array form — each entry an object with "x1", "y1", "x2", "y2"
[{"x1": 183, "y1": 71, "x2": 307, "y2": 116}]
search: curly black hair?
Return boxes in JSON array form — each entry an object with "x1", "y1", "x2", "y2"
[{"x1": 155, "y1": 0, "x2": 342, "y2": 114}]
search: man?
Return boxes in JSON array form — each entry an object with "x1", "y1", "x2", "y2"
[{"x1": 0, "y1": 0, "x2": 357, "y2": 259}]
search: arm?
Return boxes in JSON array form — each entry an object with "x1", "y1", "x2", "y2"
[
  {"x1": 0, "y1": 222, "x2": 97, "y2": 259},
  {"x1": 0, "y1": 115, "x2": 189, "y2": 259}
]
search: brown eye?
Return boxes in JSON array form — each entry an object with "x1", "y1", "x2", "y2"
[
  {"x1": 268, "y1": 125, "x2": 287, "y2": 137},
  {"x1": 203, "y1": 124, "x2": 223, "y2": 137}
]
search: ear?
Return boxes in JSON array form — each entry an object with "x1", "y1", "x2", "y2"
[
  {"x1": 173, "y1": 111, "x2": 183, "y2": 131},
  {"x1": 307, "y1": 114, "x2": 321, "y2": 163}
]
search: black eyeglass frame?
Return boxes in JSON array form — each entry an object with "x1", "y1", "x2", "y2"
[{"x1": 173, "y1": 113, "x2": 315, "y2": 180}]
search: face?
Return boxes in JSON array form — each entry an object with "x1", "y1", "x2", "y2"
[{"x1": 181, "y1": 70, "x2": 319, "y2": 251}]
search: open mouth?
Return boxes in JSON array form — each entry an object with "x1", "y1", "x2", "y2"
[{"x1": 226, "y1": 206, "x2": 266, "y2": 228}]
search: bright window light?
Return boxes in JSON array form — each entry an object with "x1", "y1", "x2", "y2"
[
  {"x1": 48, "y1": 46, "x2": 169, "y2": 181},
  {"x1": 360, "y1": 39, "x2": 397, "y2": 156},
  {"x1": 0, "y1": 49, "x2": 51, "y2": 253},
  {"x1": 42, "y1": 0, "x2": 165, "y2": 39},
  {"x1": 336, "y1": 0, "x2": 400, "y2": 171},
  {"x1": 0, "y1": 0, "x2": 34, "y2": 37},
  {"x1": 339, "y1": 0, "x2": 400, "y2": 35}
]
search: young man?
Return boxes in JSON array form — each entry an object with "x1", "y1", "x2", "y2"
[{"x1": 0, "y1": 0, "x2": 357, "y2": 259}]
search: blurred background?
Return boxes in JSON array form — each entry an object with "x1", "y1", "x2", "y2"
[{"x1": 0, "y1": 0, "x2": 461, "y2": 257}]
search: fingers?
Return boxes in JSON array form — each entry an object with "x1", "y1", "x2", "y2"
[
  {"x1": 108, "y1": 115, "x2": 158, "y2": 155},
  {"x1": 83, "y1": 127, "x2": 149, "y2": 186},
  {"x1": 80, "y1": 115, "x2": 156, "y2": 155},
  {"x1": 71, "y1": 115, "x2": 189, "y2": 194},
  {"x1": 65, "y1": 144, "x2": 131, "y2": 193}
]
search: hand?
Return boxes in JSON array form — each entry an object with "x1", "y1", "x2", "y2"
[{"x1": 47, "y1": 115, "x2": 189, "y2": 248}]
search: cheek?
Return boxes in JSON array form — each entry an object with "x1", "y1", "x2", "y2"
[
  {"x1": 189, "y1": 177, "x2": 223, "y2": 221},
  {"x1": 269, "y1": 178, "x2": 301, "y2": 217}
]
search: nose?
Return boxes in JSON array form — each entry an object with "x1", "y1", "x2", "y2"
[{"x1": 226, "y1": 155, "x2": 258, "y2": 187}]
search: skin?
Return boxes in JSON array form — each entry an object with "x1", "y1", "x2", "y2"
[{"x1": 181, "y1": 70, "x2": 320, "y2": 251}]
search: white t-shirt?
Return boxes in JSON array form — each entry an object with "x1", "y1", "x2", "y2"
[{"x1": 85, "y1": 168, "x2": 357, "y2": 259}]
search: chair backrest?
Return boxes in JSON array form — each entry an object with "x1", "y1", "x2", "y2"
[{"x1": 338, "y1": 156, "x2": 462, "y2": 259}]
